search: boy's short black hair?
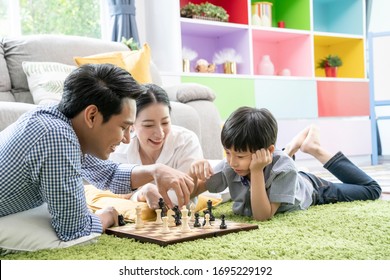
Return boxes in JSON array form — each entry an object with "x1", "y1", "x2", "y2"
[
  {"x1": 221, "y1": 106, "x2": 278, "y2": 152},
  {"x1": 58, "y1": 63, "x2": 146, "y2": 123}
]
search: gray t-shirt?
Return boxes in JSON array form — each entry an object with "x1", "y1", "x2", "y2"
[{"x1": 205, "y1": 149, "x2": 314, "y2": 216}]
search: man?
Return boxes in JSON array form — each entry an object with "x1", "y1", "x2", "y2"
[{"x1": 0, "y1": 64, "x2": 194, "y2": 241}]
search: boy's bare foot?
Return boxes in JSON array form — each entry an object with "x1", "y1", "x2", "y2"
[
  {"x1": 300, "y1": 125, "x2": 321, "y2": 155},
  {"x1": 300, "y1": 125, "x2": 332, "y2": 164},
  {"x1": 284, "y1": 126, "x2": 311, "y2": 157}
]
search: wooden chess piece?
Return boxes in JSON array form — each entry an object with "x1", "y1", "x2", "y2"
[
  {"x1": 167, "y1": 209, "x2": 176, "y2": 227},
  {"x1": 118, "y1": 214, "x2": 126, "y2": 226},
  {"x1": 207, "y1": 199, "x2": 215, "y2": 221},
  {"x1": 135, "y1": 205, "x2": 144, "y2": 229},
  {"x1": 180, "y1": 206, "x2": 191, "y2": 233},
  {"x1": 155, "y1": 209, "x2": 163, "y2": 224},
  {"x1": 189, "y1": 203, "x2": 196, "y2": 222},
  {"x1": 173, "y1": 205, "x2": 181, "y2": 226},
  {"x1": 158, "y1": 197, "x2": 166, "y2": 217},
  {"x1": 193, "y1": 212, "x2": 201, "y2": 227},
  {"x1": 203, "y1": 213, "x2": 212, "y2": 229},
  {"x1": 160, "y1": 216, "x2": 170, "y2": 233},
  {"x1": 220, "y1": 214, "x2": 227, "y2": 229}
]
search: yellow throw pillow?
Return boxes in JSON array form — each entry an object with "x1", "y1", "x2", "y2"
[
  {"x1": 73, "y1": 43, "x2": 152, "y2": 84},
  {"x1": 121, "y1": 43, "x2": 152, "y2": 84},
  {"x1": 84, "y1": 185, "x2": 156, "y2": 222},
  {"x1": 74, "y1": 52, "x2": 126, "y2": 70}
]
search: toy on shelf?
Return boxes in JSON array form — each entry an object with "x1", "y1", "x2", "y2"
[{"x1": 195, "y1": 59, "x2": 215, "y2": 73}]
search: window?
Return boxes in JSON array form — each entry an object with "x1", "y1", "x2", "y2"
[{"x1": 0, "y1": 0, "x2": 109, "y2": 38}]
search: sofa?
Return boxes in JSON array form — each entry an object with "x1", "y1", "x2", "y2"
[{"x1": 0, "y1": 34, "x2": 223, "y2": 159}]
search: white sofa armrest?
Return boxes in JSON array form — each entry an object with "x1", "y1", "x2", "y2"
[
  {"x1": 0, "y1": 102, "x2": 37, "y2": 131},
  {"x1": 163, "y1": 83, "x2": 216, "y2": 103}
]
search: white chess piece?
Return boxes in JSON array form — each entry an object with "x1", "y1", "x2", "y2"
[
  {"x1": 167, "y1": 209, "x2": 176, "y2": 227},
  {"x1": 135, "y1": 205, "x2": 144, "y2": 229},
  {"x1": 155, "y1": 209, "x2": 163, "y2": 224},
  {"x1": 180, "y1": 206, "x2": 191, "y2": 233},
  {"x1": 189, "y1": 203, "x2": 196, "y2": 222},
  {"x1": 203, "y1": 213, "x2": 212, "y2": 229},
  {"x1": 160, "y1": 216, "x2": 170, "y2": 233}
]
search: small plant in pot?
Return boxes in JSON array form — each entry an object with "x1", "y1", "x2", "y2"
[{"x1": 317, "y1": 54, "x2": 342, "y2": 77}]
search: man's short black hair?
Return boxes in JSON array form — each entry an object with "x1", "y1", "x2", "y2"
[
  {"x1": 58, "y1": 63, "x2": 145, "y2": 122},
  {"x1": 221, "y1": 106, "x2": 278, "y2": 153}
]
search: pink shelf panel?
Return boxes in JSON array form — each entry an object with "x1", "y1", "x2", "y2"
[
  {"x1": 317, "y1": 81, "x2": 369, "y2": 116},
  {"x1": 252, "y1": 29, "x2": 312, "y2": 77}
]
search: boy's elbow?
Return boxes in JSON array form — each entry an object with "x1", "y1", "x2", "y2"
[{"x1": 253, "y1": 213, "x2": 274, "y2": 221}]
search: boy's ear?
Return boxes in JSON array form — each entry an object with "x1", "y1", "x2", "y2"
[{"x1": 268, "y1": 144, "x2": 275, "y2": 154}]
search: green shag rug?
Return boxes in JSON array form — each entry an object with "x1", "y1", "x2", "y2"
[{"x1": 2, "y1": 200, "x2": 390, "y2": 260}]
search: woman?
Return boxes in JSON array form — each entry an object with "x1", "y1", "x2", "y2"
[{"x1": 110, "y1": 84, "x2": 203, "y2": 208}]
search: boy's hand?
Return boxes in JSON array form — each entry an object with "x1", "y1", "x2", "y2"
[
  {"x1": 250, "y1": 149, "x2": 272, "y2": 172},
  {"x1": 190, "y1": 159, "x2": 213, "y2": 181}
]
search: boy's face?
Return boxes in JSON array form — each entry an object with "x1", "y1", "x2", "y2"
[{"x1": 225, "y1": 148, "x2": 253, "y2": 177}]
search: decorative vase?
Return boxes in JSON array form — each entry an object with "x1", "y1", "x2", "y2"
[
  {"x1": 325, "y1": 66, "x2": 337, "y2": 77},
  {"x1": 223, "y1": 61, "x2": 237, "y2": 74},
  {"x1": 182, "y1": 59, "x2": 190, "y2": 72},
  {"x1": 258, "y1": 55, "x2": 274, "y2": 75}
]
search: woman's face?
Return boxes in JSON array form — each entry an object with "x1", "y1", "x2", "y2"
[{"x1": 134, "y1": 103, "x2": 171, "y2": 153}]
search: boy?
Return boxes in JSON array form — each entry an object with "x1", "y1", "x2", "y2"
[{"x1": 191, "y1": 106, "x2": 381, "y2": 221}]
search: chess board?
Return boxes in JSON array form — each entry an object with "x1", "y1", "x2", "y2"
[{"x1": 106, "y1": 219, "x2": 259, "y2": 246}]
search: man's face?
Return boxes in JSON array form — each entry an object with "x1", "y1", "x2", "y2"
[{"x1": 89, "y1": 99, "x2": 136, "y2": 160}]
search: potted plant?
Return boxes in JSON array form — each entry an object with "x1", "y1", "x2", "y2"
[
  {"x1": 121, "y1": 37, "x2": 139, "y2": 51},
  {"x1": 317, "y1": 54, "x2": 343, "y2": 77},
  {"x1": 180, "y1": 2, "x2": 229, "y2": 22}
]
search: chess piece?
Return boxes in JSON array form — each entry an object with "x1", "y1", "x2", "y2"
[
  {"x1": 203, "y1": 213, "x2": 212, "y2": 229},
  {"x1": 220, "y1": 214, "x2": 227, "y2": 229},
  {"x1": 180, "y1": 206, "x2": 191, "y2": 233},
  {"x1": 118, "y1": 214, "x2": 126, "y2": 226},
  {"x1": 193, "y1": 212, "x2": 201, "y2": 227},
  {"x1": 173, "y1": 205, "x2": 182, "y2": 226},
  {"x1": 160, "y1": 216, "x2": 170, "y2": 233},
  {"x1": 167, "y1": 209, "x2": 176, "y2": 227},
  {"x1": 189, "y1": 203, "x2": 196, "y2": 222},
  {"x1": 135, "y1": 205, "x2": 144, "y2": 229},
  {"x1": 158, "y1": 198, "x2": 166, "y2": 217},
  {"x1": 207, "y1": 199, "x2": 215, "y2": 221},
  {"x1": 202, "y1": 209, "x2": 209, "y2": 226},
  {"x1": 155, "y1": 209, "x2": 163, "y2": 224}
]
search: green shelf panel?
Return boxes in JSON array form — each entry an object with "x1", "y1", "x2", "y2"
[
  {"x1": 251, "y1": 0, "x2": 310, "y2": 30},
  {"x1": 273, "y1": 0, "x2": 311, "y2": 30},
  {"x1": 181, "y1": 76, "x2": 255, "y2": 120}
]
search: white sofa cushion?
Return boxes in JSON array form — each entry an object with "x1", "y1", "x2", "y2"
[
  {"x1": 0, "y1": 203, "x2": 100, "y2": 255},
  {"x1": 22, "y1": 61, "x2": 76, "y2": 105}
]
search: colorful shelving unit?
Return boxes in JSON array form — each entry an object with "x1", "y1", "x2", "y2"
[{"x1": 179, "y1": 0, "x2": 370, "y2": 160}]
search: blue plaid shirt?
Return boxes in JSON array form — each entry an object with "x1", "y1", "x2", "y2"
[{"x1": 0, "y1": 105, "x2": 136, "y2": 241}]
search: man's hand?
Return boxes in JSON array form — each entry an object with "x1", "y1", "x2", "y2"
[
  {"x1": 153, "y1": 164, "x2": 194, "y2": 209},
  {"x1": 95, "y1": 206, "x2": 119, "y2": 231},
  {"x1": 250, "y1": 149, "x2": 273, "y2": 172},
  {"x1": 137, "y1": 183, "x2": 162, "y2": 209},
  {"x1": 190, "y1": 159, "x2": 213, "y2": 181}
]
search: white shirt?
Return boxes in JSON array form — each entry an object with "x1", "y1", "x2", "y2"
[{"x1": 110, "y1": 125, "x2": 203, "y2": 172}]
